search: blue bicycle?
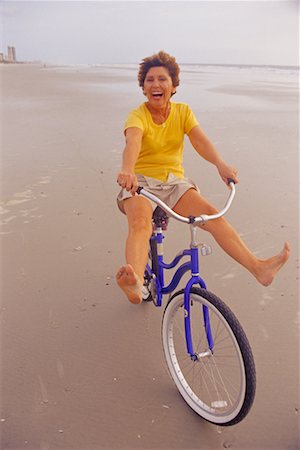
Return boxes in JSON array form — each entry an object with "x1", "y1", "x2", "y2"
[{"x1": 138, "y1": 180, "x2": 256, "y2": 426}]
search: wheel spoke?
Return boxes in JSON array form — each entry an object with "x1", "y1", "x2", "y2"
[{"x1": 162, "y1": 289, "x2": 256, "y2": 425}]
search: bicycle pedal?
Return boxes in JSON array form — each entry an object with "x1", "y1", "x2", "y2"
[
  {"x1": 200, "y1": 244, "x2": 212, "y2": 256},
  {"x1": 142, "y1": 285, "x2": 151, "y2": 301}
]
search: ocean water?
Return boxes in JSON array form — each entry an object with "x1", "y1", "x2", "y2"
[
  {"x1": 42, "y1": 62, "x2": 298, "y2": 113},
  {"x1": 44, "y1": 62, "x2": 299, "y2": 87},
  {"x1": 95, "y1": 62, "x2": 299, "y2": 78},
  {"x1": 181, "y1": 63, "x2": 299, "y2": 76},
  {"x1": 90, "y1": 62, "x2": 299, "y2": 105}
]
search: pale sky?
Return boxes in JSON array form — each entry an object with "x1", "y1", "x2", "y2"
[{"x1": 0, "y1": 1, "x2": 299, "y2": 66}]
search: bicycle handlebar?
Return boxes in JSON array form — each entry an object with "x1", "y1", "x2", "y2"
[{"x1": 137, "y1": 179, "x2": 236, "y2": 225}]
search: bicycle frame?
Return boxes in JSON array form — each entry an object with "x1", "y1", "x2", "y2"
[
  {"x1": 147, "y1": 223, "x2": 213, "y2": 359},
  {"x1": 139, "y1": 180, "x2": 236, "y2": 360}
]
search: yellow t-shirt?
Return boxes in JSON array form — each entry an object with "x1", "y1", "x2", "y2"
[{"x1": 124, "y1": 102, "x2": 199, "y2": 181}]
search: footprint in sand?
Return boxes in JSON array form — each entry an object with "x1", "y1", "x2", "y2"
[
  {"x1": 38, "y1": 176, "x2": 52, "y2": 185},
  {"x1": 0, "y1": 175, "x2": 53, "y2": 227},
  {"x1": 2, "y1": 189, "x2": 34, "y2": 207},
  {"x1": 1, "y1": 191, "x2": 34, "y2": 226},
  {"x1": 6, "y1": 198, "x2": 31, "y2": 206},
  {"x1": 0, "y1": 181, "x2": 47, "y2": 227},
  {"x1": 0, "y1": 206, "x2": 10, "y2": 215}
]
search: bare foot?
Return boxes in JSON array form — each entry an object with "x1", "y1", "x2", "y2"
[
  {"x1": 116, "y1": 264, "x2": 143, "y2": 304},
  {"x1": 255, "y1": 242, "x2": 290, "y2": 286}
]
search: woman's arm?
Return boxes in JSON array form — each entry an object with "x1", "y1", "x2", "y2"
[
  {"x1": 117, "y1": 127, "x2": 143, "y2": 194},
  {"x1": 188, "y1": 125, "x2": 238, "y2": 184}
]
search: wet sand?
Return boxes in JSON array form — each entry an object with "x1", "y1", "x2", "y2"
[{"x1": 0, "y1": 63, "x2": 299, "y2": 450}]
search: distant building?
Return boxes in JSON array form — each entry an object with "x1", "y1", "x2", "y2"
[
  {"x1": 7, "y1": 46, "x2": 16, "y2": 62},
  {"x1": 0, "y1": 46, "x2": 17, "y2": 63}
]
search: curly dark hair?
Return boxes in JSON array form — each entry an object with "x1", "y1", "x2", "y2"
[{"x1": 138, "y1": 50, "x2": 180, "y2": 91}]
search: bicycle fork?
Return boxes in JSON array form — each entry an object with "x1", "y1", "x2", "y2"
[{"x1": 184, "y1": 227, "x2": 214, "y2": 361}]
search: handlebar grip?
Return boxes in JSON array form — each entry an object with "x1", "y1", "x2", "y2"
[{"x1": 227, "y1": 178, "x2": 236, "y2": 185}]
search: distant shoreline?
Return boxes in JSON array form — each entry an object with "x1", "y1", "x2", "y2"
[{"x1": 2, "y1": 60, "x2": 297, "y2": 71}]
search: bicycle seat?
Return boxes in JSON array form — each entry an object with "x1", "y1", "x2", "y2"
[{"x1": 152, "y1": 206, "x2": 169, "y2": 230}]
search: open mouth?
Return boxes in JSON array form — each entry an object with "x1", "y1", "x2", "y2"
[{"x1": 152, "y1": 92, "x2": 164, "y2": 99}]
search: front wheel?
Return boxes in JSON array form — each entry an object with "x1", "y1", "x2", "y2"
[{"x1": 162, "y1": 288, "x2": 256, "y2": 426}]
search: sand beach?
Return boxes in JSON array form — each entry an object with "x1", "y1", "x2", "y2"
[{"x1": 0, "y1": 63, "x2": 299, "y2": 449}]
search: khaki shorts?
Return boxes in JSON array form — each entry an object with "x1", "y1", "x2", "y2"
[{"x1": 117, "y1": 173, "x2": 200, "y2": 214}]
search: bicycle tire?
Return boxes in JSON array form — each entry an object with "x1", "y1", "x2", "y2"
[{"x1": 162, "y1": 287, "x2": 256, "y2": 426}]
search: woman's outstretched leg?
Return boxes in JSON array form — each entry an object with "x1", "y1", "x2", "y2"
[
  {"x1": 173, "y1": 189, "x2": 290, "y2": 286},
  {"x1": 116, "y1": 196, "x2": 153, "y2": 304}
]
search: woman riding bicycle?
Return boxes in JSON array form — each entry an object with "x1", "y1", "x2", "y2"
[{"x1": 116, "y1": 50, "x2": 290, "y2": 304}]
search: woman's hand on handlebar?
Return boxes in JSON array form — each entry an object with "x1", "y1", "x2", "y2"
[
  {"x1": 217, "y1": 161, "x2": 239, "y2": 185},
  {"x1": 117, "y1": 171, "x2": 138, "y2": 195}
]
